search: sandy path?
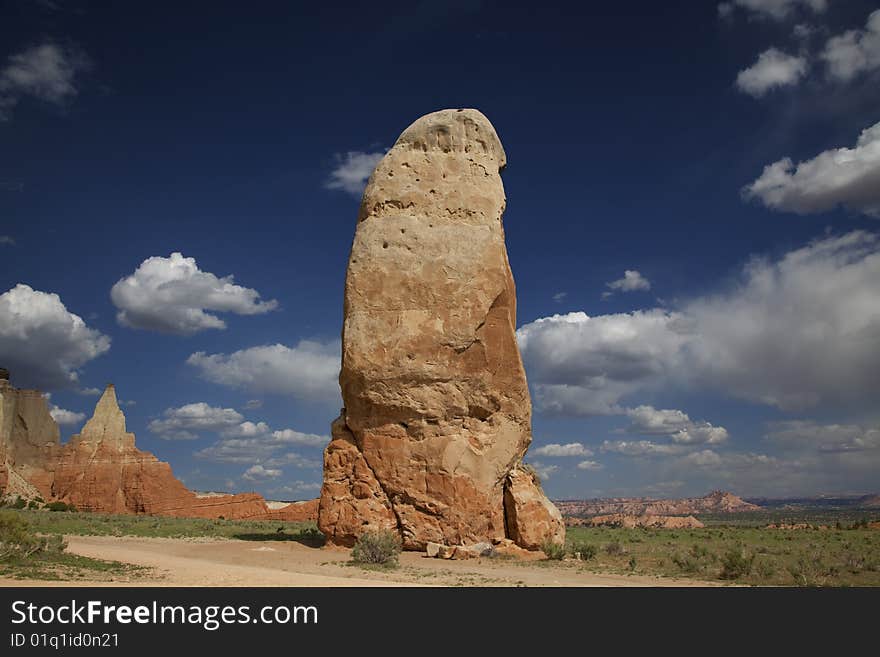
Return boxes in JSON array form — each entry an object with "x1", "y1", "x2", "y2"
[{"x1": 0, "y1": 536, "x2": 723, "y2": 587}]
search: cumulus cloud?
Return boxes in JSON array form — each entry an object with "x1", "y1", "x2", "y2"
[
  {"x1": 243, "y1": 399, "x2": 263, "y2": 410},
  {"x1": 744, "y1": 120, "x2": 880, "y2": 217},
  {"x1": 517, "y1": 309, "x2": 689, "y2": 415},
  {"x1": 0, "y1": 284, "x2": 110, "y2": 390},
  {"x1": 148, "y1": 403, "x2": 244, "y2": 441},
  {"x1": 526, "y1": 462, "x2": 558, "y2": 481},
  {"x1": 518, "y1": 231, "x2": 880, "y2": 415},
  {"x1": 532, "y1": 442, "x2": 592, "y2": 458},
  {"x1": 736, "y1": 49, "x2": 808, "y2": 97},
  {"x1": 325, "y1": 151, "x2": 385, "y2": 196},
  {"x1": 111, "y1": 252, "x2": 278, "y2": 335},
  {"x1": 0, "y1": 42, "x2": 88, "y2": 121},
  {"x1": 552, "y1": 292, "x2": 567, "y2": 303},
  {"x1": 718, "y1": 0, "x2": 827, "y2": 21},
  {"x1": 267, "y1": 481, "x2": 322, "y2": 498},
  {"x1": 766, "y1": 420, "x2": 880, "y2": 452},
  {"x1": 271, "y1": 428, "x2": 328, "y2": 448},
  {"x1": 187, "y1": 339, "x2": 341, "y2": 403},
  {"x1": 48, "y1": 405, "x2": 85, "y2": 426},
  {"x1": 625, "y1": 405, "x2": 728, "y2": 445},
  {"x1": 602, "y1": 270, "x2": 651, "y2": 299},
  {"x1": 821, "y1": 10, "x2": 880, "y2": 83},
  {"x1": 684, "y1": 449, "x2": 724, "y2": 467},
  {"x1": 576, "y1": 459, "x2": 604, "y2": 471},
  {"x1": 242, "y1": 464, "x2": 282, "y2": 481},
  {"x1": 601, "y1": 440, "x2": 688, "y2": 457}
]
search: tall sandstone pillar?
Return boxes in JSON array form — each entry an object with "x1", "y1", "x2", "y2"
[{"x1": 318, "y1": 109, "x2": 564, "y2": 550}]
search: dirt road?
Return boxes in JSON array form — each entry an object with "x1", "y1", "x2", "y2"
[{"x1": 0, "y1": 536, "x2": 724, "y2": 587}]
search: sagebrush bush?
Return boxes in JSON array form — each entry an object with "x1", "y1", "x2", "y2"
[
  {"x1": 719, "y1": 547, "x2": 754, "y2": 580},
  {"x1": 605, "y1": 541, "x2": 626, "y2": 556},
  {"x1": 567, "y1": 541, "x2": 597, "y2": 561},
  {"x1": 541, "y1": 540, "x2": 566, "y2": 560},
  {"x1": 45, "y1": 501, "x2": 77, "y2": 513},
  {"x1": 351, "y1": 530, "x2": 401, "y2": 566},
  {"x1": 0, "y1": 511, "x2": 67, "y2": 561}
]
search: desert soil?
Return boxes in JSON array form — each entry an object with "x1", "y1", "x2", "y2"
[{"x1": 0, "y1": 536, "x2": 723, "y2": 587}]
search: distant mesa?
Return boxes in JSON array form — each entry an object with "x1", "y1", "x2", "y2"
[
  {"x1": 0, "y1": 371, "x2": 315, "y2": 521},
  {"x1": 568, "y1": 514, "x2": 705, "y2": 529},
  {"x1": 556, "y1": 490, "x2": 761, "y2": 519}
]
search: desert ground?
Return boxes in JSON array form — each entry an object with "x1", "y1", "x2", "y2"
[{"x1": 0, "y1": 534, "x2": 719, "y2": 587}]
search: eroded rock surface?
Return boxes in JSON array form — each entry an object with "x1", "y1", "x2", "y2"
[
  {"x1": 0, "y1": 376, "x2": 307, "y2": 521},
  {"x1": 318, "y1": 108, "x2": 563, "y2": 550}
]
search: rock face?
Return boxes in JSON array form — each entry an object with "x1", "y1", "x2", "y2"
[
  {"x1": 1, "y1": 376, "x2": 312, "y2": 521},
  {"x1": 318, "y1": 108, "x2": 563, "y2": 550}
]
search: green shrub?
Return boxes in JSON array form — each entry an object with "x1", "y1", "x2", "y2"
[
  {"x1": 567, "y1": 541, "x2": 597, "y2": 561},
  {"x1": 605, "y1": 541, "x2": 626, "y2": 556},
  {"x1": 541, "y1": 540, "x2": 566, "y2": 560},
  {"x1": 351, "y1": 530, "x2": 401, "y2": 566},
  {"x1": 0, "y1": 511, "x2": 67, "y2": 561},
  {"x1": 719, "y1": 547, "x2": 754, "y2": 580},
  {"x1": 12, "y1": 496, "x2": 26, "y2": 510},
  {"x1": 44, "y1": 501, "x2": 76, "y2": 512}
]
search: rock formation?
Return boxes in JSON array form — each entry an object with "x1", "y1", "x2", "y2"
[
  {"x1": 575, "y1": 514, "x2": 705, "y2": 529},
  {"x1": 318, "y1": 108, "x2": 564, "y2": 550},
  {"x1": 556, "y1": 490, "x2": 760, "y2": 518},
  {"x1": 1, "y1": 374, "x2": 310, "y2": 521}
]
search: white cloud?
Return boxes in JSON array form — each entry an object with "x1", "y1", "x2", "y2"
[
  {"x1": 111, "y1": 252, "x2": 278, "y2": 335},
  {"x1": 242, "y1": 464, "x2": 282, "y2": 481},
  {"x1": 744, "y1": 120, "x2": 880, "y2": 217},
  {"x1": 48, "y1": 405, "x2": 85, "y2": 426},
  {"x1": 576, "y1": 459, "x2": 604, "y2": 471},
  {"x1": 0, "y1": 43, "x2": 87, "y2": 121},
  {"x1": 603, "y1": 270, "x2": 651, "y2": 298},
  {"x1": 271, "y1": 428, "x2": 328, "y2": 448},
  {"x1": 243, "y1": 399, "x2": 263, "y2": 410},
  {"x1": 685, "y1": 449, "x2": 724, "y2": 467},
  {"x1": 267, "y1": 481, "x2": 322, "y2": 498},
  {"x1": 518, "y1": 231, "x2": 880, "y2": 415},
  {"x1": 187, "y1": 339, "x2": 340, "y2": 403},
  {"x1": 0, "y1": 284, "x2": 110, "y2": 389},
  {"x1": 766, "y1": 420, "x2": 880, "y2": 452},
  {"x1": 821, "y1": 10, "x2": 880, "y2": 83},
  {"x1": 684, "y1": 231, "x2": 880, "y2": 410},
  {"x1": 601, "y1": 440, "x2": 687, "y2": 457},
  {"x1": 325, "y1": 150, "x2": 385, "y2": 196},
  {"x1": 625, "y1": 405, "x2": 690, "y2": 434},
  {"x1": 718, "y1": 0, "x2": 827, "y2": 21},
  {"x1": 532, "y1": 442, "x2": 592, "y2": 458},
  {"x1": 736, "y1": 48, "x2": 808, "y2": 97},
  {"x1": 76, "y1": 387, "x2": 102, "y2": 396},
  {"x1": 526, "y1": 462, "x2": 558, "y2": 481},
  {"x1": 0, "y1": 236, "x2": 15, "y2": 245},
  {"x1": 220, "y1": 420, "x2": 271, "y2": 438},
  {"x1": 148, "y1": 403, "x2": 244, "y2": 441},
  {"x1": 624, "y1": 405, "x2": 729, "y2": 445},
  {"x1": 517, "y1": 310, "x2": 689, "y2": 415},
  {"x1": 552, "y1": 292, "x2": 567, "y2": 303}
]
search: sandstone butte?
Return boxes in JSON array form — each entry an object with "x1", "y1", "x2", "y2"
[
  {"x1": 0, "y1": 371, "x2": 314, "y2": 521},
  {"x1": 318, "y1": 108, "x2": 565, "y2": 551}
]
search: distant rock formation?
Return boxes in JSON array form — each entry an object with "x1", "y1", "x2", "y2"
[
  {"x1": 570, "y1": 514, "x2": 705, "y2": 529},
  {"x1": 0, "y1": 375, "x2": 310, "y2": 521},
  {"x1": 556, "y1": 490, "x2": 760, "y2": 518},
  {"x1": 318, "y1": 109, "x2": 564, "y2": 550}
]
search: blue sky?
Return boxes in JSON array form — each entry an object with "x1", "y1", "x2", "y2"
[{"x1": 2, "y1": 0, "x2": 879, "y2": 500}]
